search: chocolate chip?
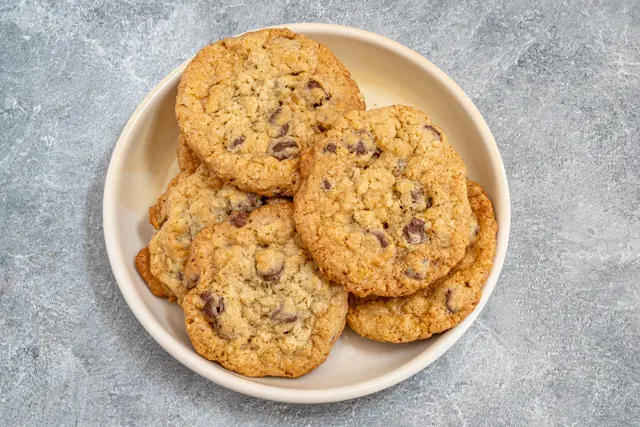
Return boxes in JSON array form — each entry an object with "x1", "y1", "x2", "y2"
[
  {"x1": 404, "y1": 268, "x2": 426, "y2": 280},
  {"x1": 229, "y1": 135, "x2": 245, "y2": 150},
  {"x1": 202, "y1": 293, "x2": 225, "y2": 322},
  {"x1": 229, "y1": 211, "x2": 248, "y2": 227},
  {"x1": 272, "y1": 308, "x2": 298, "y2": 323},
  {"x1": 276, "y1": 123, "x2": 289, "y2": 138},
  {"x1": 445, "y1": 289, "x2": 457, "y2": 312},
  {"x1": 268, "y1": 107, "x2": 282, "y2": 124},
  {"x1": 241, "y1": 193, "x2": 261, "y2": 211},
  {"x1": 260, "y1": 264, "x2": 284, "y2": 282},
  {"x1": 317, "y1": 124, "x2": 327, "y2": 132},
  {"x1": 282, "y1": 314, "x2": 297, "y2": 322},
  {"x1": 322, "y1": 179, "x2": 332, "y2": 190},
  {"x1": 323, "y1": 143, "x2": 337, "y2": 153},
  {"x1": 270, "y1": 140, "x2": 299, "y2": 161},
  {"x1": 403, "y1": 217, "x2": 427, "y2": 244},
  {"x1": 371, "y1": 148, "x2": 382, "y2": 160},
  {"x1": 307, "y1": 79, "x2": 323, "y2": 89},
  {"x1": 349, "y1": 140, "x2": 368, "y2": 155},
  {"x1": 425, "y1": 196, "x2": 433, "y2": 209},
  {"x1": 425, "y1": 125, "x2": 442, "y2": 141},
  {"x1": 371, "y1": 230, "x2": 389, "y2": 248},
  {"x1": 307, "y1": 79, "x2": 330, "y2": 107}
]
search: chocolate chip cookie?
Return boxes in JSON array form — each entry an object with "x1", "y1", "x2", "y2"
[
  {"x1": 148, "y1": 164, "x2": 263, "y2": 303},
  {"x1": 135, "y1": 247, "x2": 174, "y2": 300},
  {"x1": 177, "y1": 133, "x2": 200, "y2": 173},
  {"x1": 294, "y1": 105, "x2": 471, "y2": 297},
  {"x1": 346, "y1": 180, "x2": 497, "y2": 343},
  {"x1": 183, "y1": 203, "x2": 348, "y2": 377},
  {"x1": 176, "y1": 28, "x2": 365, "y2": 197}
]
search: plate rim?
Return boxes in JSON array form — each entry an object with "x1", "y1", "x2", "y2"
[{"x1": 103, "y1": 22, "x2": 511, "y2": 404}]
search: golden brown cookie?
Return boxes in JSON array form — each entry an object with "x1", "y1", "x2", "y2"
[
  {"x1": 176, "y1": 28, "x2": 365, "y2": 197},
  {"x1": 135, "y1": 247, "x2": 174, "y2": 300},
  {"x1": 148, "y1": 172, "x2": 184, "y2": 230},
  {"x1": 346, "y1": 180, "x2": 497, "y2": 343},
  {"x1": 294, "y1": 105, "x2": 471, "y2": 297},
  {"x1": 148, "y1": 164, "x2": 263, "y2": 303},
  {"x1": 183, "y1": 203, "x2": 348, "y2": 377},
  {"x1": 177, "y1": 133, "x2": 201, "y2": 173}
]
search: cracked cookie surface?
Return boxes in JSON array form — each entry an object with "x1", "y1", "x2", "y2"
[
  {"x1": 148, "y1": 164, "x2": 262, "y2": 303},
  {"x1": 294, "y1": 105, "x2": 471, "y2": 297},
  {"x1": 346, "y1": 180, "x2": 497, "y2": 343},
  {"x1": 176, "y1": 28, "x2": 365, "y2": 197},
  {"x1": 183, "y1": 203, "x2": 348, "y2": 377}
]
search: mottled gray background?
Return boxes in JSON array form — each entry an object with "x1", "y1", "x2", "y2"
[{"x1": 1, "y1": 0, "x2": 639, "y2": 425}]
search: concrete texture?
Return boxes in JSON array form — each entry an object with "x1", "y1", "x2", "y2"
[{"x1": 1, "y1": 0, "x2": 639, "y2": 425}]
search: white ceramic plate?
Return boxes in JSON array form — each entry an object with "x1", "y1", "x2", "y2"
[{"x1": 103, "y1": 23, "x2": 511, "y2": 403}]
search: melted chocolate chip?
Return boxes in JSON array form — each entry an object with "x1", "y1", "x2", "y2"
[
  {"x1": 270, "y1": 140, "x2": 299, "y2": 161},
  {"x1": 322, "y1": 179, "x2": 332, "y2": 190},
  {"x1": 349, "y1": 140, "x2": 368, "y2": 155},
  {"x1": 371, "y1": 230, "x2": 389, "y2": 248},
  {"x1": 268, "y1": 107, "x2": 282, "y2": 124},
  {"x1": 276, "y1": 123, "x2": 289, "y2": 138},
  {"x1": 324, "y1": 143, "x2": 337, "y2": 153},
  {"x1": 242, "y1": 193, "x2": 261, "y2": 211},
  {"x1": 424, "y1": 125, "x2": 442, "y2": 141},
  {"x1": 203, "y1": 299, "x2": 224, "y2": 321},
  {"x1": 307, "y1": 79, "x2": 323, "y2": 89},
  {"x1": 229, "y1": 211, "x2": 248, "y2": 227},
  {"x1": 201, "y1": 292, "x2": 224, "y2": 321},
  {"x1": 403, "y1": 217, "x2": 427, "y2": 244},
  {"x1": 229, "y1": 135, "x2": 245, "y2": 150},
  {"x1": 317, "y1": 124, "x2": 327, "y2": 132},
  {"x1": 445, "y1": 289, "x2": 456, "y2": 312},
  {"x1": 272, "y1": 308, "x2": 298, "y2": 323},
  {"x1": 261, "y1": 264, "x2": 284, "y2": 282},
  {"x1": 404, "y1": 268, "x2": 426, "y2": 280}
]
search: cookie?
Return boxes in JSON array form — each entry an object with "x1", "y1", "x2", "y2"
[
  {"x1": 176, "y1": 28, "x2": 365, "y2": 197},
  {"x1": 135, "y1": 247, "x2": 174, "y2": 300},
  {"x1": 148, "y1": 164, "x2": 263, "y2": 303},
  {"x1": 294, "y1": 105, "x2": 471, "y2": 297},
  {"x1": 177, "y1": 133, "x2": 200, "y2": 173},
  {"x1": 183, "y1": 203, "x2": 348, "y2": 377},
  {"x1": 346, "y1": 180, "x2": 497, "y2": 343},
  {"x1": 148, "y1": 172, "x2": 184, "y2": 230}
]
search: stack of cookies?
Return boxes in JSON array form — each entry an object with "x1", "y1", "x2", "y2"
[{"x1": 135, "y1": 28, "x2": 498, "y2": 378}]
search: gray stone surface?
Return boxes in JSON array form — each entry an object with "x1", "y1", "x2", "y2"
[{"x1": 1, "y1": 0, "x2": 638, "y2": 425}]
